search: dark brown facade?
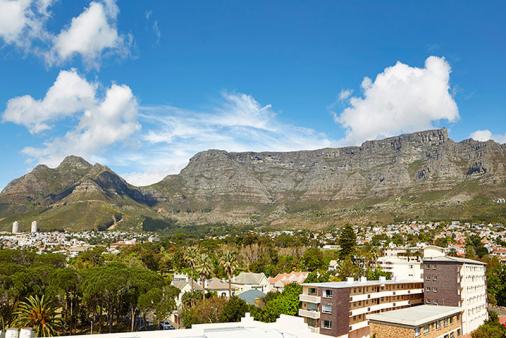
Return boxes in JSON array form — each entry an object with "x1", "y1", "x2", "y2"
[
  {"x1": 319, "y1": 287, "x2": 351, "y2": 337},
  {"x1": 423, "y1": 261, "x2": 461, "y2": 306}
]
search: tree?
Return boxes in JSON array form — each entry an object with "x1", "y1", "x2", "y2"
[
  {"x1": 301, "y1": 248, "x2": 324, "y2": 271},
  {"x1": 46, "y1": 268, "x2": 80, "y2": 334},
  {"x1": 197, "y1": 253, "x2": 213, "y2": 299},
  {"x1": 339, "y1": 225, "x2": 356, "y2": 259},
  {"x1": 138, "y1": 286, "x2": 178, "y2": 326},
  {"x1": 471, "y1": 311, "x2": 506, "y2": 338},
  {"x1": 181, "y1": 297, "x2": 227, "y2": 328},
  {"x1": 220, "y1": 250, "x2": 238, "y2": 297},
  {"x1": 338, "y1": 256, "x2": 360, "y2": 280},
  {"x1": 184, "y1": 247, "x2": 199, "y2": 291},
  {"x1": 221, "y1": 296, "x2": 249, "y2": 322},
  {"x1": 13, "y1": 295, "x2": 62, "y2": 337},
  {"x1": 252, "y1": 283, "x2": 301, "y2": 322}
]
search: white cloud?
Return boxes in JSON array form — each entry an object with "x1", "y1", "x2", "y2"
[
  {"x1": 2, "y1": 69, "x2": 96, "y2": 133},
  {"x1": 23, "y1": 84, "x2": 140, "y2": 167},
  {"x1": 2, "y1": 70, "x2": 140, "y2": 166},
  {"x1": 120, "y1": 93, "x2": 334, "y2": 186},
  {"x1": 48, "y1": 0, "x2": 128, "y2": 67},
  {"x1": 334, "y1": 56, "x2": 459, "y2": 145},
  {"x1": 0, "y1": 0, "x2": 54, "y2": 47},
  {"x1": 338, "y1": 89, "x2": 352, "y2": 102},
  {"x1": 470, "y1": 129, "x2": 506, "y2": 144}
]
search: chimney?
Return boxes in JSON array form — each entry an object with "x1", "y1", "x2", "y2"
[
  {"x1": 346, "y1": 277, "x2": 354, "y2": 283},
  {"x1": 359, "y1": 276, "x2": 367, "y2": 282},
  {"x1": 379, "y1": 276, "x2": 386, "y2": 282}
]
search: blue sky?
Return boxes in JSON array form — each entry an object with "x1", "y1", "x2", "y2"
[{"x1": 0, "y1": 0, "x2": 505, "y2": 188}]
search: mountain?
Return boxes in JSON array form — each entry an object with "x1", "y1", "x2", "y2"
[
  {"x1": 0, "y1": 156, "x2": 158, "y2": 231},
  {"x1": 1, "y1": 129, "x2": 506, "y2": 231}
]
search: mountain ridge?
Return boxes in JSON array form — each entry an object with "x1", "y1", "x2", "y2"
[{"x1": 2, "y1": 128, "x2": 506, "y2": 231}]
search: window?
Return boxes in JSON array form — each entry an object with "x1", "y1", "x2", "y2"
[
  {"x1": 308, "y1": 287, "x2": 317, "y2": 295},
  {"x1": 433, "y1": 287, "x2": 438, "y2": 293},
  {"x1": 424, "y1": 325, "x2": 429, "y2": 335},
  {"x1": 322, "y1": 320, "x2": 332, "y2": 329},
  {"x1": 324, "y1": 289, "x2": 333, "y2": 298},
  {"x1": 322, "y1": 304, "x2": 332, "y2": 314},
  {"x1": 426, "y1": 287, "x2": 431, "y2": 292},
  {"x1": 415, "y1": 327, "x2": 420, "y2": 337}
]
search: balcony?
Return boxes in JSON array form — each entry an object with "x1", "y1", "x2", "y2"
[
  {"x1": 298, "y1": 309, "x2": 320, "y2": 319},
  {"x1": 300, "y1": 294, "x2": 321, "y2": 303}
]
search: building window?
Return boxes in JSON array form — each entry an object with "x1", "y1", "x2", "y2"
[
  {"x1": 322, "y1": 320, "x2": 332, "y2": 329},
  {"x1": 415, "y1": 327, "x2": 420, "y2": 337},
  {"x1": 433, "y1": 287, "x2": 438, "y2": 293},
  {"x1": 308, "y1": 287, "x2": 316, "y2": 295},
  {"x1": 424, "y1": 325, "x2": 429, "y2": 335},
  {"x1": 322, "y1": 304, "x2": 332, "y2": 314},
  {"x1": 324, "y1": 289, "x2": 333, "y2": 298}
]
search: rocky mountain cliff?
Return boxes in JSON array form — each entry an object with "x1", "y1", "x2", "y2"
[{"x1": 1, "y1": 129, "x2": 506, "y2": 231}]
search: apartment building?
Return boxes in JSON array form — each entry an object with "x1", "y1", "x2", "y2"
[
  {"x1": 298, "y1": 277, "x2": 424, "y2": 338},
  {"x1": 423, "y1": 256, "x2": 487, "y2": 334},
  {"x1": 377, "y1": 245, "x2": 446, "y2": 280},
  {"x1": 368, "y1": 305, "x2": 463, "y2": 338}
]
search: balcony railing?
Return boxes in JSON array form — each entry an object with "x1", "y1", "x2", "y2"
[
  {"x1": 299, "y1": 294, "x2": 321, "y2": 303},
  {"x1": 298, "y1": 309, "x2": 320, "y2": 319}
]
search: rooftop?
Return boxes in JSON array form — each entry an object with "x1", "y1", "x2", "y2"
[
  {"x1": 367, "y1": 305, "x2": 462, "y2": 327},
  {"x1": 303, "y1": 278, "x2": 423, "y2": 289},
  {"x1": 53, "y1": 313, "x2": 324, "y2": 338},
  {"x1": 423, "y1": 256, "x2": 486, "y2": 265},
  {"x1": 232, "y1": 272, "x2": 267, "y2": 285}
]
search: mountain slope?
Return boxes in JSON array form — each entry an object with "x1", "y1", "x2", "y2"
[
  {"x1": 0, "y1": 156, "x2": 158, "y2": 231},
  {"x1": 1, "y1": 128, "x2": 506, "y2": 231},
  {"x1": 146, "y1": 129, "x2": 506, "y2": 226}
]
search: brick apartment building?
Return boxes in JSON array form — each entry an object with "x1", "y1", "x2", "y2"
[
  {"x1": 423, "y1": 256, "x2": 488, "y2": 334},
  {"x1": 298, "y1": 277, "x2": 424, "y2": 337},
  {"x1": 368, "y1": 304, "x2": 463, "y2": 338}
]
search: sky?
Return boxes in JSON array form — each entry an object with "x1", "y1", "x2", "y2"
[{"x1": 0, "y1": 0, "x2": 505, "y2": 189}]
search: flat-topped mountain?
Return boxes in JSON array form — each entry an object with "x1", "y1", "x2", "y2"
[{"x1": 1, "y1": 129, "x2": 505, "y2": 231}]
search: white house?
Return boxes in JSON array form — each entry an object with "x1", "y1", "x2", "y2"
[{"x1": 232, "y1": 272, "x2": 270, "y2": 293}]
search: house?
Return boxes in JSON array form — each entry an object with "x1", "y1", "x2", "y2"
[
  {"x1": 328, "y1": 260, "x2": 338, "y2": 272},
  {"x1": 268, "y1": 271, "x2": 309, "y2": 291},
  {"x1": 204, "y1": 277, "x2": 238, "y2": 298},
  {"x1": 171, "y1": 274, "x2": 204, "y2": 308},
  {"x1": 232, "y1": 272, "x2": 270, "y2": 293},
  {"x1": 238, "y1": 289, "x2": 266, "y2": 306}
]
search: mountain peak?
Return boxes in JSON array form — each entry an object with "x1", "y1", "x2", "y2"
[{"x1": 58, "y1": 156, "x2": 92, "y2": 170}]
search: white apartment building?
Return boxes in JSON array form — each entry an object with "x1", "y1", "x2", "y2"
[
  {"x1": 423, "y1": 256, "x2": 488, "y2": 335},
  {"x1": 377, "y1": 245, "x2": 445, "y2": 280}
]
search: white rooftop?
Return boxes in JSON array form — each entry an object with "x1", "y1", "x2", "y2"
[
  {"x1": 303, "y1": 278, "x2": 423, "y2": 289},
  {"x1": 53, "y1": 313, "x2": 325, "y2": 338},
  {"x1": 423, "y1": 256, "x2": 486, "y2": 265},
  {"x1": 367, "y1": 305, "x2": 462, "y2": 327}
]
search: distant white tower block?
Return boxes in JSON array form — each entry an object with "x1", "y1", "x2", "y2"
[
  {"x1": 31, "y1": 221, "x2": 38, "y2": 233},
  {"x1": 12, "y1": 221, "x2": 19, "y2": 234}
]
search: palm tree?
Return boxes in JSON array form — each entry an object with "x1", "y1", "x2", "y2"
[
  {"x1": 184, "y1": 247, "x2": 199, "y2": 290},
  {"x1": 220, "y1": 250, "x2": 238, "y2": 297},
  {"x1": 197, "y1": 253, "x2": 213, "y2": 300},
  {"x1": 13, "y1": 295, "x2": 62, "y2": 337}
]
